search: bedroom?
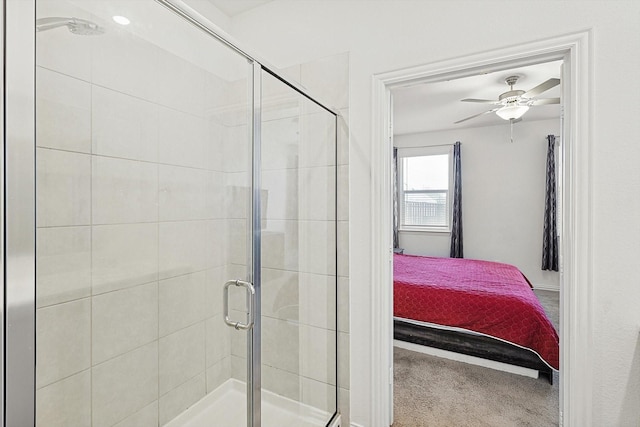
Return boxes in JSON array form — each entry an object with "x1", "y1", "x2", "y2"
[{"x1": 391, "y1": 60, "x2": 562, "y2": 425}]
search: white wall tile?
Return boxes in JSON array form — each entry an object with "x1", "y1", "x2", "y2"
[
  {"x1": 204, "y1": 72, "x2": 228, "y2": 117},
  {"x1": 92, "y1": 223, "x2": 158, "y2": 294},
  {"x1": 261, "y1": 168, "x2": 298, "y2": 220},
  {"x1": 113, "y1": 402, "x2": 158, "y2": 427},
  {"x1": 229, "y1": 311, "x2": 247, "y2": 358},
  {"x1": 159, "y1": 165, "x2": 208, "y2": 221},
  {"x1": 158, "y1": 221, "x2": 207, "y2": 280},
  {"x1": 205, "y1": 267, "x2": 225, "y2": 317},
  {"x1": 92, "y1": 85, "x2": 159, "y2": 162},
  {"x1": 35, "y1": 1, "x2": 93, "y2": 80},
  {"x1": 154, "y1": 50, "x2": 206, "y2": 117},
  {"x1": 301, "y1": 325, "x2": 336, "y2": 385},
  {"x1": 92, "y1": 282, "x2": 158, "y2": 364},
  {"x1": 159, "y1": 323, "x2": 205, "y2": 396},
  {"x1": 158, "y1": 107, "x2": 208, "y2": 169},
  {"x1": 299, "y1": 111, "x2": 337, "y2": 169},
  {"x1": 217, "y1": 79, "x2": 251, "y2": 127},
  {"x1": 226, "y1": 172, "x2": 250, "y2": 219},
  {"x1": 223, "y1": 125, "x2": 250, "y2": 173},
  {"x1": 36, "y1": 299, "x2": 91, "y2": 388},
  {"x1": 339, "y1": 387, "x2": 350, "y2": 426},
  {"x1": 92, "y1": 342, "x2": 159, "y2": 427},
  {"x1": 159, "y1": 373, "x2": 206, "y2": 426},
  {"x1": 337, "y1": 165, "x2": 349, "y2": 221},
  {"x1": 262, "y1": 316, "x2": 299, "y2": 375},
  {"x1": 261, "y1": 268, "x2": 299, "y2": 323},
  {"x1": 36, "y1": 370, "x2": 91, "y2": 427},
  {"x1": 299, "y1": 273, "x2": 335, "y2": 330},
  {"x1": 261, "y1": 364, "x2": 300, "y2": 402},
  {"x1": 299, "y1": 220, "x2": 336, "y2": 275},
  {"x1": 205, "y1": 315, "x2": 230, "y2": 367},
  {"x1": 206, "y1": 357, "x2": 231, "y2": 393},
  {"x1": 261, "y1": 91, "x2": 303, "y2": 122},
  {"x1": 300, "y1": 52, "x2": 349, "y2": 110},
  {"x1": 337, "y1": 109, "x2": 349, "y2": 166},
  {"x1": 261, "y1": 117, "x2": 299, "y2": 171},
  {"x1": 92, "y1": 156, "x2": 158, "y2": 225},
  {"x1": 206, "y1": 220, "x2": 227, "y2": 269},
  {"x1": 36, "y1": 148, "x2": 91, "y2": 227},
  {"x1": 301, "y1": 377, "x2": 336, "y2": 414},
  {"x1": 230, "y1": 355, "x2": 246, "y2": 382},
  {"x1": 261, "y1": 220, "x2": 299, "y2": 271},
  {"x1": 228, "y1": 218, "x2": 248, "y2": 266},
  {"x1": 338, "y1": 277, "x2": 350, "y2": 333},
  {"x1": 36, "y1": 67, "x2": 91, "y2": 153},
  {"x1": 159, "y1": 271, "x2": 206, "y2": 337},
  {"x1": 338, "y1": 331, "x2": 350, "y2": 389},
  {"x1": 92, "y1": 26, "x2": 160, "y2": 102},
  {"x1": 36, "y1": 226, "x2": 91, "y2": 308},
  {"x1": 206, "y1": 171, "x2": 225, "y2": 219},
  {"x1": 337, "y1": 221, "x2": 349, "y2": 277},
  {"x1": 299, "y1": 166, "x2": 336, "y2": 221},
  {"x1": 205, "y1": 120, "x2": 226, "y2": 172}
]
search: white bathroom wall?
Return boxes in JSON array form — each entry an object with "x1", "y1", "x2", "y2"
[
  {"x1": 395, "y1": 119, "x2": 561, "y2": 290},
  {"x1": 229, "y1": 1, "x2": 640, "y2": 426},
  {"x1": 35, "y1": 0, "x2": 248, "y2": 425}
]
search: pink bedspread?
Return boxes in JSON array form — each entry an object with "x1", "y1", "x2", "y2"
[{"x1": 394, "y1": 254, "x2": 559, "y2": 370}]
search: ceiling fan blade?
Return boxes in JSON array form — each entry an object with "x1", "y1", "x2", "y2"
[
  {"x1": 461, "y1": 98, "x2": 500, "y2": 104},
  {"x1": 454, "y1": 108, "x2": 500, "y2": 124},
  {"x1": 531, "y1": 97, "x2": 560, "y2": 106},
  {"x1": 523, "y1": 78, "x2": 560, "y2": 98}
]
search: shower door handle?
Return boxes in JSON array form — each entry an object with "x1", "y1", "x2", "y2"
[{"x1": 223, "y1": 280, "x2": 255, "y2": 330}]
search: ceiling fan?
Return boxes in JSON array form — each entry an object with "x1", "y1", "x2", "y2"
[{"x1": 454, "y1": 75, "x2": 560, "y2": 124}]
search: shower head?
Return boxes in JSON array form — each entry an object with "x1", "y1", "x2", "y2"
[{"x1": 36, "y1": 17, "x2": 105, "y2": 35}]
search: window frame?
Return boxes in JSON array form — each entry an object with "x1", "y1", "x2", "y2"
[{"x1": 396, "y1": 145, "x2": 454, "y2": 233}]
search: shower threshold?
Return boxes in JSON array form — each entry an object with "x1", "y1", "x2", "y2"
[{"x1": 164, "y1": 379, "x2": 333, "y2": 427}]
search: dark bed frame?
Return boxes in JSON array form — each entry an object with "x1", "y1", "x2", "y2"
[{"x1": 394, "y1": 318, "x2": 554, "y2": 384}]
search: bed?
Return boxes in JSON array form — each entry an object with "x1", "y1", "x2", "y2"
[{"x1": 393, "y1": 254, "x2": 559, "y2": 383}]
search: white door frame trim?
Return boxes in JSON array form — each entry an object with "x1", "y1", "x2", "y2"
[{"x1": 370, "y1": 30, "x2": 592, "y2": 427}]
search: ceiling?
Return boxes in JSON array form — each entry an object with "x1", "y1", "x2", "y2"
[
  {"x1": 207, "y1": 0, "x2": 273, "y2": 17},
  {"x1": 392, "y1": 60, "x2": 562, "y2": 136}
]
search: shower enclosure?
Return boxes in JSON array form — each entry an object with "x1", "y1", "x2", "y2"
[{"x1": 2, "y1": 0, "x2": 340, "y2": 426}]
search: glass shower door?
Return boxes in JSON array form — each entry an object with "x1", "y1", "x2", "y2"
[
  {"x1": 259, "y1": 71, "x2": 338, "y2": 426},
  {"x1": 34, "y1": 0, "x2": 254, "y2": 425}
]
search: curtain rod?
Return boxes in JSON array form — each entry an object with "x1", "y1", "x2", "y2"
[{"x1": 394, "y1": 142, "x2": 456, "y2": 149}]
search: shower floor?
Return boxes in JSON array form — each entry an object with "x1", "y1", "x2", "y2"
[{"x1": 165, "y1": 379, "x2": 334, "y2": 427}]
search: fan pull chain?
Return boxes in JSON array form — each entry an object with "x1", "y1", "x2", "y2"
[{"x1": 510, "y1": 119, "x2": 514, "y2": 143}]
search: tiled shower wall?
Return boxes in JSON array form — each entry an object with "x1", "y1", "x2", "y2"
[
  {"x1": 35, "y1": 1, "x2": 249, "y2": 425},
  {"x1": 35, "y1": 0, "x2": 349, "y2": 425}
]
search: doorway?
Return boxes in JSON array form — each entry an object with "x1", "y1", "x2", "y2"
[
  {"x1": 369, "y1": 31, "x2": 592, "y2": 426},
  {"x1": 391, "y1": 59, "x2": 562, "y2": 425}
]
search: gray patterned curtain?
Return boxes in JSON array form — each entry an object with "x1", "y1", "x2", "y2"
[
  {"x1": 449, "y1": 142, "x2": 463, "y2": 258},
  {"x1": 393, "y1": 147, "x2": 399, "y2": 248},
  {"x1": 542, "y1": 135, "x2": 559, "y2": 271}
]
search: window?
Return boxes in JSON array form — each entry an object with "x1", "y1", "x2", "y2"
[{"x1": 397, "y1": 146, "x2": 452, "y2": 231}]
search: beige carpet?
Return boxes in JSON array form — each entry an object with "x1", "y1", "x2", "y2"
[{"x1": 393, "y1": 289, "x2": 559, "y2": 427}]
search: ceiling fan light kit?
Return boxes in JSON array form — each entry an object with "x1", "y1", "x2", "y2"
[
  {"x1": 496, "y1": 103, "x2": 530, "y2": 120},
  {"x1": 455, "y1": 74, "x2": 560, "y2": 125}
]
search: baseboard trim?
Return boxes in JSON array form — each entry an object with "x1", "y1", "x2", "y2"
[
  {"x1": 394, "y1": 339, "x2": 539, "y2": 379},
  {"x1": 533, "y1": 284, "x2": 560, "y2": 292}
]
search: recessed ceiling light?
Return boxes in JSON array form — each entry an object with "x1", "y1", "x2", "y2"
[{"x1": 112, "y1": 15, "x2": 130, "y2": 26}]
